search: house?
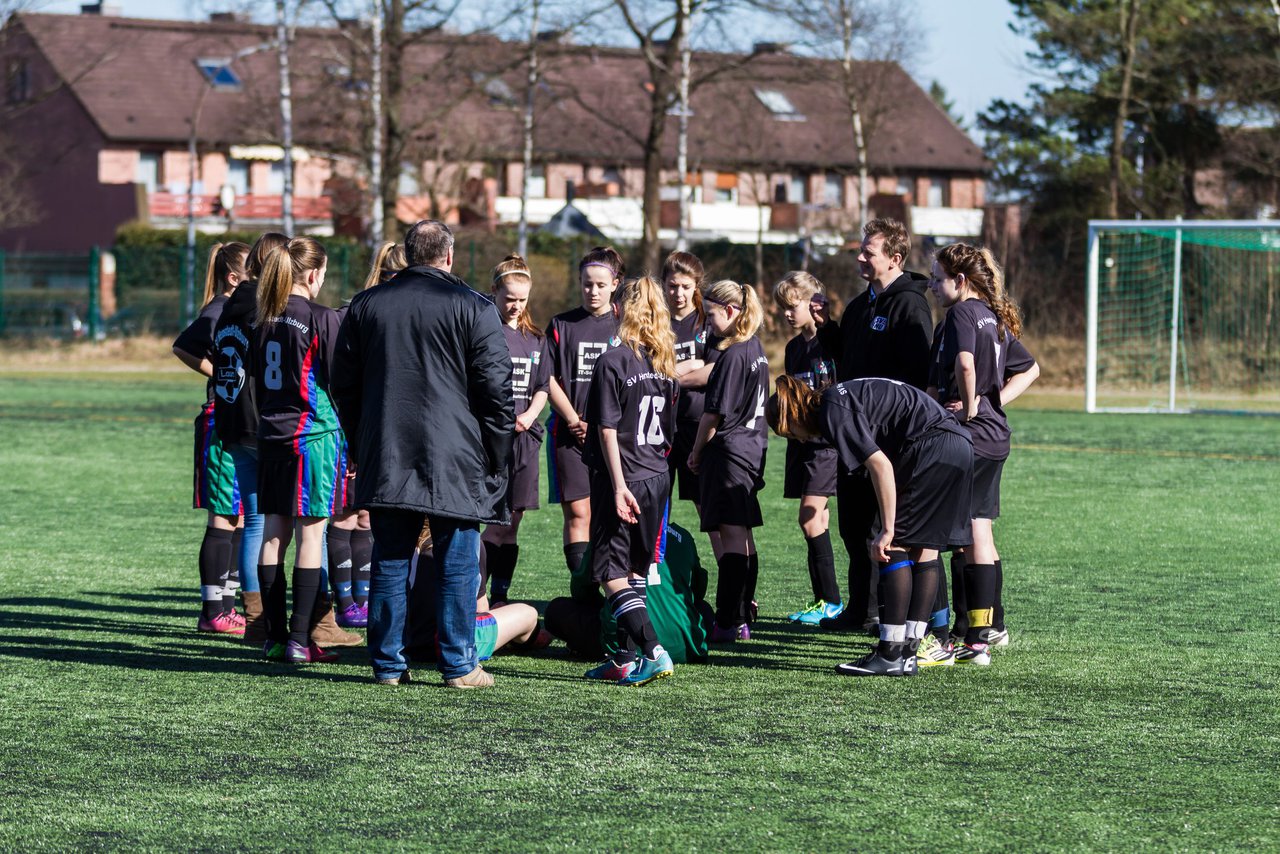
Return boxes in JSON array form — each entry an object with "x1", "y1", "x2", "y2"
[{"x1": 0, "y1": 8, "x2": 987, "y2": 253}]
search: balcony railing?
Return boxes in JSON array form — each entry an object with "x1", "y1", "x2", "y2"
[{"x1": 148, "y1": 193, "x2": 332, "y2": 221}]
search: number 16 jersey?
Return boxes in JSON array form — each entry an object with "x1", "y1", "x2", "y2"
[
  {"x1": 257, "y1": 294, "x2": 343, "y2": 453},
  {"x1": 583, "y1": 345, "x2": 679, "y2": 481}
]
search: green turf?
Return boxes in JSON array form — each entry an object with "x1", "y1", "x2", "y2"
[{"x1": 1, "y1": 372, "x2": 1277, "y2": 851}]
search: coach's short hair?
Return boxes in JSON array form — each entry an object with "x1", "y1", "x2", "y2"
[
  {"x1": 405, "y1": 219, "x2": 455, "y2": 268},
  {"x1": 863, "y1": 217, "x2": 910, "y2": 264}
]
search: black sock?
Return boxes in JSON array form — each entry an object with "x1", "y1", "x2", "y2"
[
  {"x1": 628, "y1": 574, "x2": 647, "y2": 601},
  {"x1": 564, "y1": 541, "x2": 589, "y2": 576},
  {"x1": 351, "y1": 529, "x2": 373, "y2": 605},
  {"x1": 225, "y1": 529, "x2": 243, "y2": 615},
  {"x1": 258, "y1": 563, "x2": 287, "y2": 643},
  {"x1": 908, "y1": 558, "x2": 941, "y2": 627},
  {"x1": 715, "y1": 553, "x2": 749, "y2": 628},
  {"x1": 487, "y1": 543, "x2": 519, "y2": 602},
  {"x1": 930, "y1": 557, "x2": 950, "y2": 644},
  {"x1": 198, "y1": 528, "x2": 233, "y2": 620},
  {"x1": 963, "y1": 562, "x2": 998, "y2": 645},
  {"x1": 743, "y1": 552, "x2": 759, "y2": 620},
  {"x1": 877, "y1": 550, "x2": 912, "y2": 628},
  {"x1": 994, "y1": 558, "x2": 1005, "y2": 630},
  {"x1": 806, "y1": 531, "x2": 840, "y2": 603},
  {"x1": 289, "y1": 567, "x2": 323, "y2": 646},
  {"x1": 876, "y1": 640, "x2": 906, "y2": 661},
  {"x1": 608, "y1": 588, "x2": 660, "y2": 659},
  {"x1": 326, "y1": 527, "x2": 355, "y2": 610},
  {"x1": 950, "y1": 551, "x2": 969, "y2": 637}
]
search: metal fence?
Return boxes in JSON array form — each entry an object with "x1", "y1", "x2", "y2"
[{"x1": 0, "y1": 249, "x2": 101, "y2": 338}]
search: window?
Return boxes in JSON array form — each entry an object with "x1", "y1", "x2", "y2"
[
  {"x1": 790, "y1": 174, "x2": 807, "y2": 203},
  {"x1": 773, "y1": 181, "x2": 787, "y2": 204},
  {"x1": 227, "y1": 159, "x2": 250, "y2": 196},
  {"x1": 137, "y1": 152, "x2": 161, "y2": 194},
  {"x1": 896, "y1": 176, "x2": 912, "y2": 197},
  {"x1": 714, "y1": 172, "x2": 738, "y2": 204},
  {"x1": 754, "y1": 88, "x2": 805, "y2": 122},
  {"x1": 824, "y1": 172, "x2": 843, "y2": 207},
  {"x1": 195, "y1": 58, "x2": 241, "y2": 91},
  {"x1": 928, "y1": 174, "x2": 949, "y2": 207},
  {"x1": 398, "y1": 162, "x2": 421, "y2": 197},
  {"x1": 5, "y1": 59, "x2": 31, "y2": 105},
  {"x1": 527, "y1": 164, "x2": 546, "y2": 199},
  {"x1": 267, "y1": 161, "x2": 285, "y2": 195}
]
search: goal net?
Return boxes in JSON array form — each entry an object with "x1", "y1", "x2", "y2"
[{"x1": 1086, "y1": 220, "x2": 1280, "y2": 413}]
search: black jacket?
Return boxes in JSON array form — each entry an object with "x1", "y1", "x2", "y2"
[
  {"x1": 331, "y1": 265, "x2": 515, "y2": 524},
  {"x1": 818, "y1": 271, "x2": 934, "y2": 390}
]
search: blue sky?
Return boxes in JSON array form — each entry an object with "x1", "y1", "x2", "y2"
[{"x1": 42, "y1": 0, "x2": 1036, "y2": 137}]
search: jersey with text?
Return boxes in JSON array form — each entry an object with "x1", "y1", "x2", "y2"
[
  {"x1": 583, "y1": 345, "x2": 679, "y2": 480},
  {"x1": 819, "y1": 378, "x2": 966, "y2": 473},
  {"x1": 546, "y1": 307, "x2": 619, "y2": 418},
  {"x1": 503, "y1": 325, "x2": 551, "y2": 422},
  {"x1": 935, "y1": 299, "x2": 1015, "y2": 460},
  {"x1": 173, "y1": 294, "x2": 228, "y2": 404},
  {"x1": 256, "y1": 294, "x2": 343, "y2": 452},
  {"x1": 704, "y1": 337, "x2": 769, "y2": 465},
  {"x1": 671, "y1": 311, "x2": 719, "y2": 423},
  {"x1": 784, "y1": 333, "x2": 836, "y2": 392}
]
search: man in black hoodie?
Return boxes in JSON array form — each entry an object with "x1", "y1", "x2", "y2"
[
  {"x1": 332, "y1": 219, "x2": 514, "y2": 688},
  {"x1": 816, "y1": 218, "x2": 934, "y2": 633}
]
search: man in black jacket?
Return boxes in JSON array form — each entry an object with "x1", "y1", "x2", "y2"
[
  {"x1": 332, "y1": 220, "x2": 514, "y2": 688},
  {"x1": 816, "y1": 218, "x2": 934, "y2": 633}
]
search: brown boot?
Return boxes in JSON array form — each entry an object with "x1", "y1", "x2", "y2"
[
  {"x1": 311, "y1": 594, "x2": 364, "y2": 647},
  {"x1": 444, "y1": 666, "x2": 493, "y2": 689},
  {"x1": 242, "y1": 591, "x2": 267, "y2": 646}
]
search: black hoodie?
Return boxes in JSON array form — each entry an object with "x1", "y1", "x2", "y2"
[{"x1": 818, "y1": 270, "x2": 934, "y2": 390}]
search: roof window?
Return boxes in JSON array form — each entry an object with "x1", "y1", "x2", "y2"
[
  {"x1": 196, "y1": 58, "x2": 241, "y2": 91},
  {"x1": 754, "y1": 88, "x2": 804, "y2": 121}
]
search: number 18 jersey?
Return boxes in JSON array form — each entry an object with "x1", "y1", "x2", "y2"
[
  {"x1": 583, "y1": 345, "x2": 679, "y2": 481},
  {"x1": 257, "y1": 294, "x2": 343, "y2": 453}
]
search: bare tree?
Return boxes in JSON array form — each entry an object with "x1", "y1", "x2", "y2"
[{"x1": 1107, "y1": 0, "x2": 1141, "y2": 219}]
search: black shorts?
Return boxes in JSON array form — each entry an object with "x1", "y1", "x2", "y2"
[
  {"x1": 971, "y1": 456, "x2": 1005, "y2": 520},
  {"x1": 511, "y1": 430, "x2": 542, "y2": 512},
  {"x1": 548, "y1": 423, "x2": 591, "y2": 504},
  {"x1": 698, "y1": 446, "x2": 765, "y2": 532},
  {"x1": 783, "y1": 439, "x2": 838, "y2": 499},
  {"x1": 667, "y1": 420, "x2": 702, "y2": 503},
  {"x1": 891, "y1": 430, "x2": 973, "y2": 550},
  {"x1": 588, "y1": 470, "x2": 670, "y2": 584}
]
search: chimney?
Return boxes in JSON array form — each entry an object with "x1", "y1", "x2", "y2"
[{"x1": 81, "y1": 2, "x2": 123, "y2": 15}]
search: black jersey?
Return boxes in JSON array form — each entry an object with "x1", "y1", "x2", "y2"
[
  {"x1": 671, "y1": 311, "x2": 718, "y2": 423},
  {"x1": 174, "y1": 294, "x2": 228, "y2": 404},
  {"x1": 503, "y1": 325, "x2": 551, "y2": 420},
  {"x1": 212, "y1": 281, "x2": 260, "y2": 445},
  {"x1": 583, "y1": 345, "x2": 679, "y2": 480},
  {"x1": 704, "y1": 337, "x2": 769, "y2": 464},
  {"x1": 818, "y1": 378, "x2": 966, "y2": 473},
  {"x1": 1005, "y1": 336, "x2": 1037, "y2": 378},
  {"x1": 256, "y1": 295, "x2": 343, "y2": 452},
  {"x1": 546, "y1": 307, "x2": 620, "y2": 419},
  {"x1": 936, "y1": 299, "x2": 1013, "y2": 460},
  {"x1": 784, "y1": 333, "x2": 836, "y2": 392}
]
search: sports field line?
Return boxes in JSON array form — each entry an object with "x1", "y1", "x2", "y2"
[{"x1": 1014, "y1": 441, "x2": 1280, "y2": 463}]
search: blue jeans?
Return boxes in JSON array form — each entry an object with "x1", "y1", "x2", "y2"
[
  {"x1": 228, "y1": 444, "x2": 264, "y2": 593},
  {"x1": 369, "y1": 510, "x2": 480, "y2": 681}
]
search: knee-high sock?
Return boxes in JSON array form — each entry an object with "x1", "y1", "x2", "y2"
[
  {"x1": 950, "y1": 551, "x2": 969, "y2": 636},
  {"x1": 929, "y1": 557, "x2": 951, "y2": 643},
  {"x1": 350, "y1": 529, "x2": 373, "y2": 605},
  {"x1": 963, "y1": 562, "x2": 998, "y2": 644},
  {"x1": 906, "y1": 559, "x2": 941, "y2": 641},
  {"x1": 223, "y1": 529, "x2": 243, "y2": 614},
  {"x1": 715, "y1": 553, "x2": 749, "y2": 628},
  {"x1": 564, "y1": 542, "x2": 589, "y2": 576},
  {"x1": 807, "y1": 532, "x2": 840, "y2": 603},
  {"x1": 743, "y1": 553, "x2": 759, "y2": 619},
  {"x1": 486, "y1": 543, "x2": 519, "y2": 602},
  {"x1": 609, "y1": 588, "x2": 661, "y2": 660},
  {"x1": 198, "y1": 528, "x2": 233, "y2": 620},
  {"x1": 847, "y1": 547, "x2": 876, "y2": 625},
  {"x1": 875, "y1": 551, "x2": 912, "y2": 657},
  {"x1": 288, "y1": 566, "x2": 323, "y2": 647},
  {"x1": 326, "y1": 527, "x2": 355, "y2": 610},
  {"x1": 994, "y1": 558, "x2": 1005, "y2": 630},
  {"x1": 258, "y1": 563, "x2": 287, "y2": 643}
]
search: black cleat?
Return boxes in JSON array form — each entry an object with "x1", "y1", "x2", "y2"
[{"x1": 834, "y1": 644, "x2": 915, "y2": 677}]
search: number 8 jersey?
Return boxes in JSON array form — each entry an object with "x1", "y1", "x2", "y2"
[
  {"x1": 257, "y1": 294, "x2": 343, "y2": 451},
  {"x1": 583, "y1": 345, "x2": 679, "y2": 480}
]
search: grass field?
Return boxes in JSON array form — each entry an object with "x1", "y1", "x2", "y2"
[{"x1": 1, "y1": 369, "x2": 1278, "y2": 851}]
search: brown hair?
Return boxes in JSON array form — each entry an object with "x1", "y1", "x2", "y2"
[
  {"x1": 772, "y1": 270, "x2": 825, "y2": 310},
  {"x1": 703, "y1": 279, "x2": 763, "y2": 350},
  {"x1": 201, "y1": 242, "x2": 249, "y2": 307},
  {"x1": 578, "y1": 245, "x2": 625, "y2": 281},
  {"x1": 863, "y1": 217, "x2": 910, "y2": 265},
  {"x1": 662, "y1": 250, "x2": 705, "y2": 324},
  {"x1": 766, "y1": 375, "x2": 822, "y2": 440},
  {"x1": 934, "y1": 242, "x2": 1022, "y2": 340},
  {"x1": 617, "y1": 275, "x2": 677, "y2": 378},
  {"x1": 256, "y1": 237, "x2": 327, "y2": 323},
  {"x1": 491, "y1": 253, "x2": 542, "y2": 339},
  {"x1": 245, "y1": 232, "x2": 290, "y2": 280},
  {"x1": 363, "y1": 242, "x2": 406, "y2": 290}
]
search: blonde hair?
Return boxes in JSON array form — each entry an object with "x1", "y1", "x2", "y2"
[
  {"x1": 617, "y1": 276, "x2": 677, "y2": 377},
  {"x1": 935, "y1": 242, "x2": 1022, "y2": 340},
  {"x1": 256, "y1": 237, "x2": 327, "y2": 323},
  {"x1": 766, "y1": 375, "x2": 822, "y2": 440},
  {"x1": 703, "y1": 279, "x2": 763, "y2": 350},
  {"x1": 491, "y1": 253, "x2": 542, "y2": 339},
  {"x1": 363, "y1": 242, "x2": 406, "y2": 290},
  {"x1": 201, "y1": 242, "x2": 248, "y2": 307},
  {"x1": 772, "y1": 270, "x2": 825, "y2": 310}
]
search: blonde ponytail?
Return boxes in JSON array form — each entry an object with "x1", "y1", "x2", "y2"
[{"x1": 703, "y1": 279, "x2": 763, "y2": 349}]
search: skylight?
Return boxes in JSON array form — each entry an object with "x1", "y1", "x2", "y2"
[
  {"x1": 754, "y1": 88, "x2": 804, "y2": 121},
  {"x1": 196, "y1": 58, "x2": 241, "y2": 90}
]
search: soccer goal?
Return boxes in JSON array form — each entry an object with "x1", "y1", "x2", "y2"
[{"x1": 1086, "y1": 219, "x2": 1280, "y2": 414}]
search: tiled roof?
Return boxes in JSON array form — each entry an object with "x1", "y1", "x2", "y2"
[{"x1": 11, "y1": 12, "x2": 986, "y2": 173}]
